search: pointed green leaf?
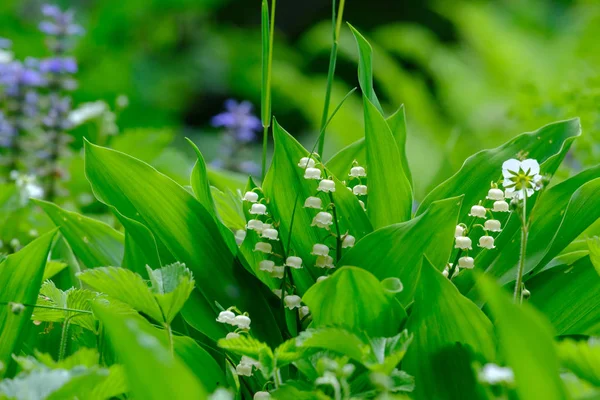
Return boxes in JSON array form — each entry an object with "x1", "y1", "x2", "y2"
[
  {"x1": 303, "y1": 266, "x2": 406, "y2": 337},
  {"x1": 0, "y1": 230, "x2": 57, "y2": 377},
  {"x1": 120, "y1": 212, "x2": 162, "y2": 276},
  {"x1": 404, "y1": 258, "x2": 495, "y2": 400},
  {"x1": 187, "y1": 139, "x2": 218, "y2": 218},
  {"x1": 325, "y1": 138, "x2": 366, "y2": 180},
  {"x1": 348, "y1": 24, "x2": 382, "y2": 112}
]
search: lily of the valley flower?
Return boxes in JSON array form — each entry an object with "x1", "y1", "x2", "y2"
[
  {"x1": 270, "y1": 266, "x2": 285, "y2": 279},
  {"x1": 261, "y1": 228, "x2": 279, "y2": 241},
  {"x1": 484, "y1": 219, "x2": 502, "y2": 232},
  {"x1": 249, "y1": 203, "x2": 268, "y2": 215},
  {"x1": 349, "y1": 166, "x2": 366, "y2": 177},
  {"x1": 304, "y1": 167, "x2": 322, "y2": 180},
  {"x1": 298, "y1": 156, "x2": 316, "y2": 168},
  {"x1": 233, "y1": 315, "x2": 251, "y2": 330},
  {"x1": 254, "y1": 391, "x2": 271, "y2": 400},
  {"x1": 315, "y1": 255, "x2": 335, "y2": 269},
  {"x1": 285, "y1": 256, "x2": 303, "y2": 269},
  {"x1": 342, "y1": 235, "x2": 355, "y2": 248},
  {"x1": 312, "y1": 211, "x2": 334, "y2": 229},
  {"x1": 317, "y1": 179, "x2": 336, "y2": 193},
  {"x1": 236, "y1": 362, "x2": 253, "y2": 376},
  {"x1": 455, "y1": 225, "x2": 465, "y2": 238},
  {"x1": 316, "y1": 275, "x2": 329, "y2": 283},
  {"x1": 469, "y1": 205, "x2": 487, "y2": 218},
  {"x1": 486, "y1": 188, "x2": 504, "y2": 201},
  {"x1": 216, "y1": 310, "x2": 236, "y2": 324},
  {"x1": 259, "y1": 260, "x2": 275, "y2": 272},
  {"x1": 226, "y1": 332, "x2": 240, "y2": 340},
  {"x1": 284, "y1": 295, "x2": 302, "y2": 310},
  {"x1": 272, "y1": 289, "x2": 282, "y2": 298},
  {"x1": 455, "y1": 236, "x2": 472, "y2": 250},
  {"x1": 253, "y1": 242, "x2": 272, "y2": 254},
  {"x1": 246, "y1": 219, "x2": 264, "y2": 232},
  {"x1": 311, "y1": 243, "x2": 329, "y2": 256},
  {"x1": 492, "y1": 200, "x2": 510, "y2": 212},
  {"x1": 479, "y1": 364, "x2": 514, "y2": 385},
  {"x1": 243, "y1": 191, "x2": 259, "y2": 202},
  {"x1": 458, "y1": 256, "x2": 474, "y2": 269},
  {"x1": 479, "y1": 235, "x2": 496, "y2": 249},
  {"x1": 299, "y1": 305, "x2": 310, "y2": 319},
  {"x1": 304, "y1": 196, "x2": 322, "y2": 209},
  {"x1": 353, "y1": 184, "x2": 368, "y2": 196},
  {"x1": 235, "y1": 229, "x2": 246, "y2": 245},
  {"x1": 502, "y1": 158, "x2": 542, "y2": 199}
]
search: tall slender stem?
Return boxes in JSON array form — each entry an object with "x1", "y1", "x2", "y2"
[
  {"x1": 317, "y1": 0, "x2": 346, "y2": 158},
  {"x1": 165, "y1": 323, "x2": 174, "y2": 356},
  {"x1": 58, "y1": 319, "x2": 71, "y2": 361},
  {"x1": 513, "y1": 189, "x2": 528, "y2": 303},
  {"x1": 261, "y1": 0, "x2": 276, "y2": 180}
]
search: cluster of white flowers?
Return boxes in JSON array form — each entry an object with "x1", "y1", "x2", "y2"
[
  {"x1": 347, "y1": 162, "x2": 367, "y2": 210},
  {"x1": 216, "y1": 309, "x2": 252, "y2": 331},
  {"x1": 235, "y1": 355, "x2": 262, "y2": 377}
]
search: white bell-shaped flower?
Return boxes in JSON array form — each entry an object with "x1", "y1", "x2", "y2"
[
  {"x1": 253, "y1": 242, "x2": 272, "y2": 254},
  {"x1": 246, "y1": 219, "x2": 264, "y2": 232},
  {"x1": 359, "y1": 200, "x2": 366, "y2": 211},
  {"x1": 226, "y1": 332, "x2": 240, "y2": 340},
  {"x1": 243, "y1": 191, "x2": 259, "y2": 203},
  {"x1": 270, "y1": 266, "x2": 284, "y2": 279},
  {"x1": 342, "y1": 235, "x2": 355, "y2": 248},
  {"x1": 458, "y1": 256, "x2": 474, "y2": 269},
  {"x1": 235, "y1": 229, "x2": 246, "y2": 245},
  {"x1": 469, "y1": 205, "x2": 487, "y2": 218},
  {"x1": 486, "y1": 188, "x2": 504, "y2": 201},
  {"x1": 455, "y1": 236, "x2": 472, "y2": 250},
  {"x1": 442, "y1": 263, "x2": 459, "y2": 279},
  {"x1": 492, "y1": 200, "x2": 509, "y2": 212},
  {"x1": 259, "y1": 260, "x2": 275, "y2": 272},
  {"x1": 479, "y1": 364, "x2": 514, "y2": 385},
  {"x1": 349, "y1": 166, "x2": 366, "y2": 177},
  {"x1": 235, "y1": 362, "x2": 253, "y2": 376},
  {"x1": 304, "y1": 196, "x2": 322, "y2": 209},
  {"x1": 272, "y1": 289, "x2": 282, "y2": 298},
  {"x1": 299, "y1": 305, "x2": 310, "y2": 319},
  {"x1": 317, "y1": 179, "x2": 336, "y2": 193},
  {"x1": 311, "y1": 243, "x2": 329, "y2": 256},
  {"x1": 298, "y1": 157, "x2": 316, "y2": 168},
  {"x1": 285, "y1": 256, "x2": 303, "y2": 269},
  {"x1": 484, "y1": 219, "x2": 502, "y2": 232},
  {"x1": 304, "y1": 167, "x2": 322, "y2": 180},
  {"x1": 216, "y1": 310, "x2": 236, "y2": 325},
  {"x1": 316, "y1": 275, "x2": 329, "y2": 283},
  {"x1": 233, "y1": 315, "x2": 251, "y2": 330},
  {"x1": 254, "y1": 391, "x2": 271, "y2": 400},
  {"x1": 261, "y1": 228, "x2": 279, "y2": 241},
  {"x1": 315, "y1": 255, "x2": 335, "y2": 269},
  {"x1": 455, "y1": 225, "x2": 465, "y2": 238},
  {"x1": 478, "y1": 235, "x2": 496, "y2": 249},
  {"x1": 312, "y1": 211, "x2": 334, "y2": 229},
  {"x1": 353, "y1": 185, "x2": 368, "y2": 196},
  {"x1": 284, "y1": 295, "x2": 302, "y2": 310},
  {"x1": 249, "y1": 203, "x2": 268, "y2": 215},
  {"x1": 241, "y1": 356, "x2": 261, "y2": 368}
]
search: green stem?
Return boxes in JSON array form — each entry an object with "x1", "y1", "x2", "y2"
[
  {"x1": 165, "y1": 323, "x2": 174, "y2": 356},
  {"x1": 0, "y1": 301, "x2": 92, "y2": 314},
  {"x1": 261, "y1": 0, "x2": 276, "y2": 180},
  {"x1": 317, "y1": 0, "x2": 346, "y2": 157},
  {"x1": 262, "y1": 125, "x2": 269, "y2": 180},
  {"x1": 513, "y1": 189, "x2": 528, "y2": 303},
  {"x1": 328, "y1": 193, "x2": 342, "y2": 262},
  {"x1": 58, "y1": 319, "x2": 71, "y2": 361}
]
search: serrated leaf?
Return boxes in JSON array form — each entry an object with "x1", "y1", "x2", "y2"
[
  {"x1": 217, "y1": 334, "x2": 273, "y2": 361},
  {"x1": 556, "y1": 338, "x2": 600, "y2": 387},
  {"x1": 147, "y1": 262, "x2": 195, "y2": 323},
  {"x1": 0, "y1": 230, "x2": 57, "y2": 377},
  {"x1": 303, "y1": 266, "x2": 406, "y2": 337},
  {"x1": 296, "y1": 327, "x2": 370, "y2": 363},
  {"x1": 404, "y1": 258, "x2": 495, "y2": 400},
  {"x1": 367, "y1": 330, "x2": 413, "y2": 374},
  {"x1": 32, "y1": 281, "x2": 97, "y2": 331}
]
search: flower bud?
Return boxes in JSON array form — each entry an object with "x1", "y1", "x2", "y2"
[
  {"x1": 270, "y1": 266, "x2": 285, "y2": 279},
  {"x1": 311, "y1": 243, "x2": 329, "y2": 256},
  {"x1": 492, "y1": 200, "x2": 509, "y2": 212},
  {"x1": 233, "y1": 315, "x2": 251, "y2": 330},
  {"x1": 272, "y1": 289, "x2": 282, "y2": 298},
  {"x1": 522, "y1": 288, "x2": 531, "y2": 299},
  {"x1": 261, "y1": 228, "x2": 279, "y2": 241},
  {"x1": 226, "y1": 332, "x2": 241, "y2": 340},
  {"x1": 259, "y1": 260, "x2": 275, "y2": 272},
  {"x1": 458, "y1": 256, "x2": 474, "y2": 269},
  {"x1": 285, "y1": 256, "x2": 303, "y2": 269},
  {"x1": 312, "y1": 211, "x2": 334, "y2": 229},
  {"x1": 317, "y1": 179, "x2": 336, "y2": 192},
  {"x1": 254, "y1": 391, "x2": 271, "y2": 400},
  {"x1": 315, "y1": 255, "x2": 335, "y2": 269},
  {"x1": 486, "y1": 188, "x2": 504, "y2": 201},
  {"x1": 253, "y1": 242, "x2": 272, "y2": 254},
  {"x1": 484, "y1": 219, "x2": 502, "y2": 232},
  {"x1": 249, "y1": 203, "x2": 268, "y2": 215},
  {"x1": 235, "y1": 363, "x2": 253, "y2": 376},
  {"x1": 455, "y1": 225, "x2": 465, "y2": 238},
  {"x1": 235, "y1": 229, "x2": 246, "y2": 245},
  {"x1": 298, "y1": 157, "x2": 316, "y2": 168},
  {"x1": 358, "y1": 200, "x2": 366, "y2": 211},
  {"x1": 304, "y1": 167, "x2": 322, "y2": 180},
  {"x1": 10, "y1": 302, "x2": 25, "y2": 315},
  {"x1": 342, "y1": 235, "x2": 355, "y2": 248},
  {"x1": 478, "y1": 235, "x2": 496, "y2": 249},
  {"x1": 468, "y1": 205, "x2": 487, "y2": 218},
  {"x1": 353, "y1": 184, "x2": 368, "y2": 196},
  {"x1": 304, "y1": 196, "x2": 322, "y2": 209},
  {"x1": 246, "y1": 219, "x2": 264, "y2": 232},
  {"x1": 216, "y1": 310, "x2": 236, "y2": 324},
  {"x1": 299, "y1": 306, "x2": 310, "y2": 319},
  {"x1": 284, "y1": 295, "x2": 302, "y2": 310},
  {"x1": 243, "y1": 191, "x2": 259, "y2": 203},
  {"x1": 349, "y1": 166, "x2": 366, "y2": 177},
  {"x1": 455, "y1": 236, "x2": 472, "y2": 250}
]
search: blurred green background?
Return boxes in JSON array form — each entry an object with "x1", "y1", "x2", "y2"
[{"x1": 1, "y1": 0, "x2": 599, "y2": 198}]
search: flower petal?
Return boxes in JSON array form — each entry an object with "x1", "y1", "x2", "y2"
[
  {"x1": 520, "y1": 159, "x2": 540, "y2": 176},
  {"x1": 502, "y1": 159, "x2": 521, "y2": 178}
]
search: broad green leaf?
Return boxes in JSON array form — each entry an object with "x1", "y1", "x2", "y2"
[
  {"x1": 303, "y1": 266, "x2": 406, "y2": 337},
  {"x1": 84, "y1": 142, "x2": 280, "y2": 345},
  {"x1": 34, "y1": 200, "x2": 123, "y2": 269},
  {"x1": 527, "y1": 256, "x2": 600, "y2": 335},
  {"x1": 348, "y1": 24, "x2": 382, "y2": 112},
  {"x1": 418, "y1": 118, "x2": 581, "y2": 217},
  {"x1": 556, "y1": 338, "x2": 600, "y2": 387},
  {"x1": 363, "y1": 96, "x2": 412, "y2": 227},
  {"x1": 119, "y1": 211, "x2": 162, "y2": 275},
  {"x1": 93, "y1": 302, "x2": 207, "y2": 400},
  {"x1": 386, "y1": 105, "x2": 412, "y2": 185},
  {"x1": 263, "y1": 121, "x2": 372, "y2": 293},
  {"x1": 404, "y1": 258, "x2": 495, "y2": 400},
  {"x1": 187, "y1": 139, "x2": 218, "y2": 218},
  {"x1": 589, "y1": 237, "x2": 600, "y2": 274},
  {"x1": 367, "y1": 330, "x2": 413, "y2": 374},
  {"x1": 296, "y1": 328, "x2": 370, "y2": 363},
  {"x1": 211, "y1": 187, "x2": 246, "y2": 231},
  {"x1": 110, "y1": 128, "x2": 174, "y2": 163},
  {"x1": 32, "y1": 281, "x2": 97, "y2": 331},
  {"x1": 0, "y1": 230, "x2": 57, "y2": 377},
  {"x1": 207, "y1": 167, "x2": 248, "y2": 193},
  {"x1": 147, "y1": 262, "x2": 195, "y2": 323},
  {"x1": 172, "y1": 336, "x2": 226, "y2": 392},
  {"x1": 78, "y1": 267, "x2": 163, "y2": 323},
  {"x1": 478, "y1": 276, "x2": 567, "y2": 400},
  {"x1": 340, "y1": 197, "x2": 462, "y2": 305},
  {"x1": 325, "y1": 138, "x2": 366, "y2": 180}
]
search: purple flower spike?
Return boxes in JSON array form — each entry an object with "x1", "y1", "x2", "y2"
[{"x1": 211, "y1": 99, "x2": 262, "y2": 139}]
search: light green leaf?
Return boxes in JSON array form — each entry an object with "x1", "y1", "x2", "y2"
[
  {"x1": 348, "y1": 24, "x2": 382, "y2": 112},
  {"x1": 386, "y1": 105, "x2": 412, "y2": 185},
  {"x1": 340, "y1": 197, "x2": 462, "y2": 305},
  {"x1": 84, "y1": 141, "x2": 280, "y2": 345},
  {"x1": 296, "y1": 327, "x2": 370, "y2": 363},
  {"x1": 367, "y1": 330, "x2": 413, "y2": 374},
  {"x1": 217, "y1": 334, "x2": 273, "y2": 361},
  {"x1": 527, "y1": 256, "x2": 600, "y2": 335},
  {"x1": 556, "y1": 338, "x2": 600, "y2": 387},
  {"x1": 147, "y1": 262, "x2": 195, "y2": 323},
  {"x1": 34, "y1": 200, "x2": 123, "y2": 269},
  {"x1": 404, "y1": 258, "x2": 495, "y2": 400},
  {"x1": 211, "y1": 187, "x2": 246, "y2": 231},
  {"x1": 478, "y1": 276, "x2": 567, "y2": 400},
  {"x1": 325, "y1": 138, "x2": 366, "y2": 180},
  {"x1": 43, "y1": 261, "x2": 68, "y2": 281},
  {"x1": 303, "y1": 266, "x2": 406, "y2": 337},
  {"x1": 93, "y1": 302, "x2": 207, "y2": 400},
  {"x1": 0, "y1": 230, "x2": 57, "y2": 377},
  {"x1": 32, "y1": 281, "x2": 97, "y2": 331},
  {"x1": 188, "y1": 139, "x2": 218, "y2": 218},
  {"x1": 589, "y1": 237, "x2": 600, "y2": 275}
]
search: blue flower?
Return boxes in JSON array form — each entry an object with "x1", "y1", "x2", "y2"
[
  {"x1": 39, "y1": 4, "x2": 84, "y2": 38},
  {"x1": 211, "y1": 99, "x2": 262, "y2": 143}
]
